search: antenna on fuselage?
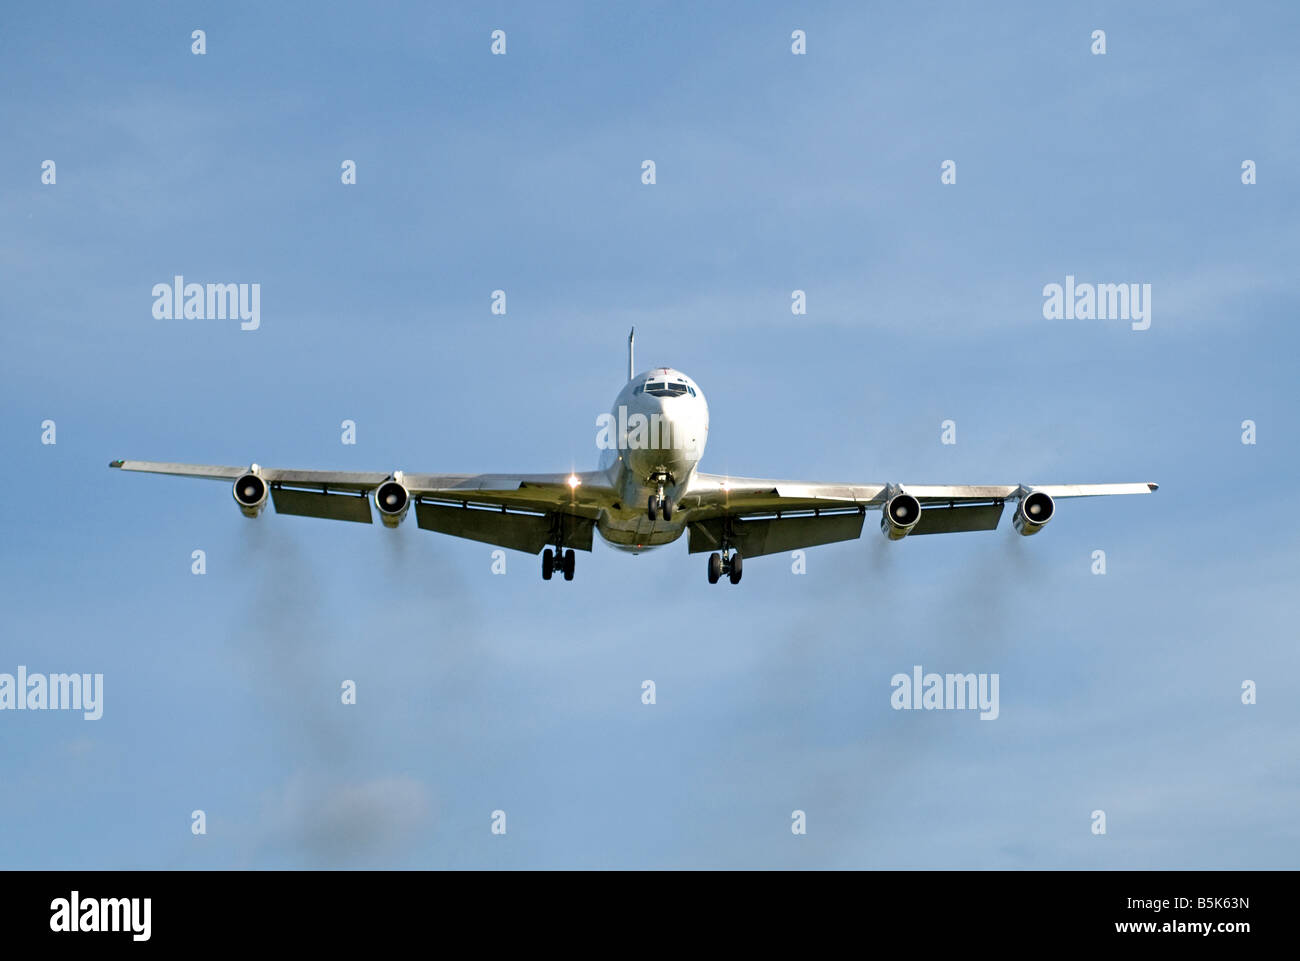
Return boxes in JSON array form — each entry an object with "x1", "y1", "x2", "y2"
[{"x1": 628, "y1": 327, "x2": 635, "y2": 382}]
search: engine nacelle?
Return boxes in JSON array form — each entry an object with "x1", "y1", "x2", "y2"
[
  {"x1": 880, "y1": 492, "x2": 922, "y2": 540},
  {"x1": 1014, "y1": 490, "x2": 1055, "y2": 536},
  {"x1": 374, "y1": 479, "x2": 411, "y2": 528},
  {"x1": 232, "y1": 470, "x2": 269, "y2": 518}
]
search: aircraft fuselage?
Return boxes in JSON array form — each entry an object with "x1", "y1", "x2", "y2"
[{"x1": 596, "y1": 367, "x2": 708, "y2": 552}]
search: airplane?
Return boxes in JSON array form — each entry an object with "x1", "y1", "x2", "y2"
[{"x1": 110, "y1": 329, "x2": 1157, "y2": 585}]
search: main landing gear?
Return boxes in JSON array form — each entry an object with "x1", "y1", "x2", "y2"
[
  {"x1": 707, "y1": 549, "x2": 743, "y2": 585},
  {"x1": 542, "y1": 547, "x2": 575, "y2": 582}
]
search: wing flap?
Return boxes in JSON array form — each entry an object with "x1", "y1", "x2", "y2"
[
  {"x1": 414, "y1": 503, "x2": 595, "y2": 554},
  {"x1": 688, "y1": 511, "x2": 865, "y2": 557},
  {"x1": 910, "y1": 502, "x2": 1004, "y2": 535},
  {"x1": 416, "y1": 503, "x2": 552, "y2": 553},
  {"x1": 406, "y1": 470, "x2": 614, "y2": 518},
  {"x1": 271, "y1": 487, "x2": 374, "y2": 524}
]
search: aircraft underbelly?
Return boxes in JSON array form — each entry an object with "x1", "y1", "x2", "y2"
[{"x1": 596, "y1": 511, "x2": 686, "y2": 552}]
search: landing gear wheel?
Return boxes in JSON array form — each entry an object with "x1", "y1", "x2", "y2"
[
  {"x1": 661, "y1": 499, "x2": 673, "y2": 521},
  {"x1": 647, "y1": 495, "x2": 659, "y2": 521},
  {"x1": 728, "y1": 551, "x2": 743, "y2": 585},
  {"x1": 707, "y1": 552, "x2": 722, "y2": 584},
  {"x1": 563, "y1": 548, "x2": 575, "y2": 581},
  {"x1": 542, "y1": 548, "x2": 554, "y2": 580}
]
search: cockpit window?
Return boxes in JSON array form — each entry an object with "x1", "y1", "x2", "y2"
[{"x1": 643, "y1": 381, "x2": 689, "y2": 397}]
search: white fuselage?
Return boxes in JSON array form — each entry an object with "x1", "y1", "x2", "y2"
[{"x1": 595, "y1": 367, "x2": 709, "y2": 552}]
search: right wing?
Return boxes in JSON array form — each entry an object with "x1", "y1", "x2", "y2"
[{"x1": 679, "y1": 472, "x2": 1157, "y2": 557}]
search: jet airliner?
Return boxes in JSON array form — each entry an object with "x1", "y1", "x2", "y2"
[{"x1": 110, "y1": 330, "x2": 1157, "y2": 584}]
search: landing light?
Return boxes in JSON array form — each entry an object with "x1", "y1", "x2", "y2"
[{"x1": 567, "y1": 474, "x2": 580, "y2": 489}]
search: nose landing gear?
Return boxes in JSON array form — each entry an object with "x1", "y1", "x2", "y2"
[
  {"x1": 648, "y1": 494, "x2": 674, "y2": 521},
  {"x1": 646, "y1": 475, "x2": 673, "y2": 522}
]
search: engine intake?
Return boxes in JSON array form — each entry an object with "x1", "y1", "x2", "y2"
[
  {"x1": 881, "y1": 492, "x2": 922, "y2": 540},
  {"x1": 1014, "y1": 490, "x2": 1055, "y2": 536},
  {"x1": 233, "y1": 471, "x2": 269, "y2": 518},
  {"x1": 374, "y1": 480, "x2": 411, "y2": 528}
]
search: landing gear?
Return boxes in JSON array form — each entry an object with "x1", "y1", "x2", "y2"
[
  {"x1": 707, "y1": 549, "x2": 743, "y2": 585},
  {"x1": 542, "y1": 545, "x2": 577, "y2": 582},
  {"x1": 647, "y1": 476, "x2": 672, "y2": 521}
]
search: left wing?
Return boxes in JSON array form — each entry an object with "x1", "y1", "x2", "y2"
[
  {"x1": 680, "y1": 473, "x2": 1158, "y2": 557},
  {"x1": 109, "y1": 459, "x2": 616, "y2": 554}
]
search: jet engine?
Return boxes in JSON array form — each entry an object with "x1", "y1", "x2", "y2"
[
  {"x1": 374, "y1": 479, "x2": 411, "y2": 528},
  {"x1": 232, "y1": 470, "x2": 269, "y2": 518},
  {"x1": 880, "y1": 492, "x2": 922, "y2": 540},
  {"x1": 1013, "y1": 490, "x2": 1055, "y2": 536}
]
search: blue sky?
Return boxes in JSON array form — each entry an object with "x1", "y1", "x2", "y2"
[{"x1": 2, "y1": 1, "x2": 1298, "y2": 868}]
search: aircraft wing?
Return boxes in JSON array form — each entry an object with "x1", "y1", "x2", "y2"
[
  {"x1": 680, "y1": 472, "x2": 1158, "y2": 557},
  {"x1": 109, "y1": 459, "x2": 616, "y2": 554}
]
